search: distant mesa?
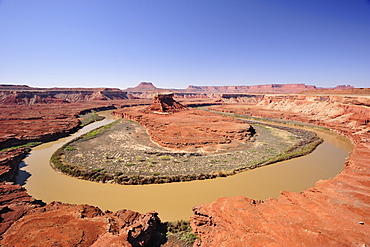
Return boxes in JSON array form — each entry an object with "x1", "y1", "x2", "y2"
[
  {"x1": 125, "y1": 82, "x2": 159, "y2": 92},
  {"x1": 185, "y1": 84, "x2": 317, "y2": 94},
  {"x1": 141, "y1": 92, "x2": 185, "y2": 113},
  {"x1": 0, "y1": 84, "x2": 128, "y2": 105},
  {"x1": 333, "y1": 85, "x2": 354, "y2": 90},
  {"x1": 135, "y1": 82, "x2": 157, "y2": 90}
]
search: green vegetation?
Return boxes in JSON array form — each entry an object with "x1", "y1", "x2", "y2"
[
  {"x1": 209, "y1": 159, "x2": 220, "y2": 164},
  {"x1": 125, "y1": 163, "x2": 136, "y2": 166},
  {"x1": 79, "y1": 112, "x2": 104, "y2": 127},
  {"x1": 115, "y1": 171, "x2": 123, "y2": 176},
  {"x1": 160, "y1": 155, "x2": 172, "y2": 160},
  {"x1": 81, "y1": 120, "x2": 118, "y2": 140},
  {"x1": 136, "y1": 156, "x2": 145, "y2": 162},
  {"x1": 166, "y1": 220, "x2": 199, "y2": 246},
  {"x1": 0, "y1": 141, "x2": 42, "y2": 152},
  {"x1": 65, "y1": 145, "x2": 76, "y2": 151}
]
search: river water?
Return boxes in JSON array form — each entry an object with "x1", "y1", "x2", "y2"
[{"x1": 16, "y1": 110, "x2": 353, "y2": 222}]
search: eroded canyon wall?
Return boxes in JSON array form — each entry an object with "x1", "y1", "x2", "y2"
[
  {"x1": 191, "y1": 94, "x2": 370, "y2": 246},
  {"x1": 0, "y1": 86, "x2": 128, "y2": 105}
]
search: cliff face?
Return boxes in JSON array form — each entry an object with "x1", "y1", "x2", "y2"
[
  {"x1": 0, "y1": 87, "x2": 128, "y2": 105},
  {"x1": 186, "y1": 84, "x2": 316, "y2": 94},
  {"x1": 191, "y1": 94, "x2": 370, "y2": 246}
]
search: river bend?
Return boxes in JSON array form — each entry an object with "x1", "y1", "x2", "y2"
[{"x1": 16, "y1": 110, "x2": 353, "y2": 221}]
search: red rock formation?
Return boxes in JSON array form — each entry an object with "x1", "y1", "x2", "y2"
[
  {"x1": 191, "y1": 94, "x2": 370, "y2": 246},
  {"x1": 0, "y1": 149, "x2": 28, "y2": 182},
  {"x1": 186, "y1": 84, "x2": 316, "y2": 94},
  {"x1": 113, "y1": 104, "x2": 254, "y2": 152},
  {"x1": 0, "y1": 86, "x2": 128, "y2": 105},
  {"x1": 141, "y1": 92, "x2": 185, "y2": 113},
  {"x1": 302, "y1": 87, "x2": 370, "y2": 95},
  {"x1": 0, "y1": 101, "x2": 145, "y2": 150},
  {"x1": 132, "y1": 82, "x2": 158, "y2": 91},
  {"x1": 1, "y1": 202, "x2": 160, "y2": 247},
  {"x1": 0, "y1": 183, "x2": 38, "y2": 236}
]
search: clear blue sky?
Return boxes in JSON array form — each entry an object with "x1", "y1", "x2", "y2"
[{"x1": 0, "y1": 0, "x2": 369, "y2": 89}]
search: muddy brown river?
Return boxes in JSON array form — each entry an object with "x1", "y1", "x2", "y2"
[{"x1": 16, "y1": 110, "x2": 353, "y2": 222}]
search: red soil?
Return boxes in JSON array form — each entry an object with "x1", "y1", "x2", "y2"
[{"x1": 113, "y1": 107, "x2": 254, "y2": 152}]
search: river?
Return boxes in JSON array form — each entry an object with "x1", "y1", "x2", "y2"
[{"x1": 16, "y1": 110, "x2": 353, "y2": 222}]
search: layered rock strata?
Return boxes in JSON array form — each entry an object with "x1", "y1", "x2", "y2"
[
  {"x1": 0, "y1": 85, "x2": 128, "y2": 105},
  {"x1": 191, "y1": 94, "x2": 370, "y2": 246},
  {"x1": 186, "y1": 83, "x2": 316, "y2": 94}
]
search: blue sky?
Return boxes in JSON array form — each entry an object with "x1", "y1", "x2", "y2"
[{"x1": 0, "y1": 0, "x2": 369, "y2": 89}]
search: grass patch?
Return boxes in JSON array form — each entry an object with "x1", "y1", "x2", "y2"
[
  {"x1": 136, "y1": 156, "x2": 145, "y2": 162},
  {"x1": 147, "y1": 162, "x2": 155, "y2": 167},
  {"x1": 125, "y1": 163, "x2": 136, "y2": 166},
  {"x1": 1, "y1": 141, "x2": 42, "y2": 152},
  {"x1": 160, "y1": 155, "x2": 172, "y2": 160},
  {"x1": 81, "y1": 120, "x2": 118, "y2": 140},
  {"x1": 166, "y1": 220, "x2": 199, "y2": 246},
  {"x1": 65, "y1": 145, "x2": 76, "y2": 151},
  {"x1": 79, "y1": 112, "x2": 104, "y2": 127}
]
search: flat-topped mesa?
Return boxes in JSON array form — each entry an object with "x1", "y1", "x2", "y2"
[{"x1": 141, "y1": 92, "x2": 186, "y2": 113}]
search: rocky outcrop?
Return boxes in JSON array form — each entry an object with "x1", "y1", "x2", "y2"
[
  {"x1": 191, "y1": 94, "x2": 370, "y2": 246},
  {"x1": 0, "y1": 149, "x2": 28, "y2": 182},
  {"x1": 0, "y1": 201, "x2": 161, "y2": 247},
  {"x1": 0, "y1": 183, "x2": 38, "y2": 236},
  {"x1": 141, "y1": 92, "x2": 186, "y2": 113}
]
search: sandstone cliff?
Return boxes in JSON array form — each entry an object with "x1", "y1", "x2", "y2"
[
  {"x1": 0, "y1": 85, "x2": 128, "y2": 105},
  {"x1": 191, "y1": 94, "x2": 370, "y2": 246},
  {"x1": 186, "y1": 83, "x2": 316, "y2": 94}
]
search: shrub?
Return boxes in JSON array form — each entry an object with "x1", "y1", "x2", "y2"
[
  {"x1": 65, "y1": 146, "x2": 76, "y2": 151},
  {"x1": 160, "y1": 155, "x2": 172, "y2": 160},
  {"x1": 125, "y1": 163, "x2": 136, "y2": 166}
]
